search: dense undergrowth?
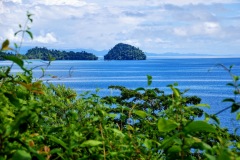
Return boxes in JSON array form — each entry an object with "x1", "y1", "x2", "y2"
[{"x1": 0, "y1": 13, "x2": 239, "y2": 160}]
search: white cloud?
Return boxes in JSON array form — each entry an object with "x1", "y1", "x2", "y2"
[
  {"x1": 34, "y1": 32, "x2": 57, "y2": 44},
  {"x1": 3, "y1": 28, "x2": 21, "y2": 42},
  {"x1": 174, "y1": 22, "x2": 221, "y2": 37},
  {"x1": 3, "y1": 0, "x2": 22, "y2": 3},
  {"x1": 31, "y1": 0, "x2": 87, "y2": 7},
  {"x1": 144, "y1": 38, "x2": 170, "y2": 44},
  {"x1": 123, "y1": 39, "x2": 140, "y2": 47},
  {"x1": 139, "y1": 0, "x2": 238, "y2": 6}
]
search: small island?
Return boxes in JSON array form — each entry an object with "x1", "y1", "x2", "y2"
[{"x1": 104, "y1": 43, "x2": 146, "y2": 60}]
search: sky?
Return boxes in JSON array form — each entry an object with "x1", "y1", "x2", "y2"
[{"x1": 0, "y1": 0, "x2": 240, "y2": 56}]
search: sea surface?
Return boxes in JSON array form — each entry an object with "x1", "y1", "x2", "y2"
[{"x1": 1, "y1": 58, "x2": 239, "y2": 133}]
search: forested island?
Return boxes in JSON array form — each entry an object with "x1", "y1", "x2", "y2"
[
  {"x1": 104, "y1": 43, "x2": 146, "y2": 60},
  {"x1": 26, "y1": 47, "x2": 98, "y2": 60},
  {"x1": 0, "y1": 47, "x2": 98, "y2": 60}
]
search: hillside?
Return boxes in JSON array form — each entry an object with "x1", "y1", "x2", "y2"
[{"x1": 104, "y1": 43, "x2": 146, "y2": 60}]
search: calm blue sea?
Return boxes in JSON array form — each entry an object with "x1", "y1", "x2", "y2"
[{"x1": 2, "y1": 58, "x2": 239, "y2": 133}]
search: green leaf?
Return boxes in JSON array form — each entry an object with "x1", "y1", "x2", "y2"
[
  {"x1": 237, "y1": 112, "x2": 240, "y2": 120},
  {"x1": 111, "y1": 129, "x2": 125, "y2": 137},
  {"x1": 12, "y1": 150, "x2": 31, "y2": 160},
  {"x1": 231, "y1": 103, "x2": 240, "y2": 113},
  {"x1": 135, "y1": 87, "x2": 145, "y2": 91},
  {"x1": 233, "y1": 75, "x2": 239, "y2": 82},
  {"x1": 26, "y1": 30, "x2": 33, "y2": 39},
  {"x1": 14, "y1": 30, "x2": 22, "y2": 36},
  {"x1": 168, "y1": 145, "x2": 181, "y2": 153},
  {"x1": 48, "y1": 135, "x2": 67, "y2": 149},
  {"x1": 133, "y1": 110, "x2": 147, "y2": 118},
  {"x1": 1, "y1": 39, "x2": 10, "y2": 51},
  {"x1": 144, "y1": 139, "x2": 152, "y2": 149},
  {"x1": 226, "y1": 83, "x2": 235, "y2": 87},
  {"x1": 147, "y1": 75, "x2": 152, "y2": 86},
  {"x1": 158, "y1": 118, "x2": 179, "y2": 132},
  {"x1": 222, "y1": 98, "x2": 235, "y2": 103},
  {"x1": 3, "y1": 55, "x2": 24, "y2": 68},
  {"x1": 192, "y1": 103, "x2": 210, "y2": 108},
  {"x1": 170, "y1": 86, "x2": 180, "y2": 97},
  {"x1": 80, "y1": 140, "x2": 102, "y2": 147},
  {"x1": 205, "y1": 154, "x2": 216, "y2": 160},
  {"x1": 184, "y1": 121, "x2": 216, "y2": 133},
  {"x1": 209, "y1": 114, "x2": 220, "y2": 125}
]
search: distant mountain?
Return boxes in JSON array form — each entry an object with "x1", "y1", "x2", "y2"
[{"x1": 145, "y1": 52, "x2": 212, "y2": 57}]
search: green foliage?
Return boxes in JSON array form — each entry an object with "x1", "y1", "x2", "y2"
[
  {"x1": 0, "y1": 12, "x2": 239, "y2": 160},
  {"x1": 25, "y1": 47, "x2": 98, "y2": 60},
  {"x1": 104, "y1": 43, "x2": 146, "y2": 60}
]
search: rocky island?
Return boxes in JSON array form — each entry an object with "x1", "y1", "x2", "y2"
[{"x1": 104, "y1": 43, "x2": 146, "y2": 60}]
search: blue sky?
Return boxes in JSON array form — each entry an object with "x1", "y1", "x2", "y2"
[{"x1": 0, "y1": 0, "x2": 240, "y2": 56}]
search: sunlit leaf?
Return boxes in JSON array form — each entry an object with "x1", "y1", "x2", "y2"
[
  {"x1": 192, "y1": 103, "x2": 210, "y2": 108},
  {"x1": 1, "y1": 39, "x2": 10, "y2": 51},
  {"x1": 12, "y1": 150, "x2": 31, "y2": 160},
  {"x1": 80, "y1": 140, "x2": 102, "y2": 147},
  {"x1": 158, "y1": 118, "x2": 179, "y2": 132},
  {"x1": 184, "y1": 121, "x2": 216, "y2": 133},
  {"x1": 112, "y1": 129, "x2": 125, "y2": 137},
  {"x1": 133, "y1": 110, "x2": 147, "y2": 118},
  {"x1": 144, "y1": 139, "x2": 152, "y2": 149},
  {"x1": 147, "y1": 75, "x2": 152, "y2": 86}
]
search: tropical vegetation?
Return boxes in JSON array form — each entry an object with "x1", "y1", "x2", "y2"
[{"x1": 0, "y1": 12, "x2": 239, "y2": 160}]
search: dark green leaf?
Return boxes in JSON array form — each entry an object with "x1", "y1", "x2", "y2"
[
  {"x1": 14, "y1": 30, "x2": 22, "y2": 36},
  {"x1": 226, "y1": 83, "x2": 235, "y2": 87},
  {"x1": 222, "y1": 98, "x2": 235, "y2": 103},
  {"x1": 26, "y1": 30, "x2": 33, "y2": 39},
  {"x1": 48, "y1": 135, "x2": 68, "y2": 149},
  {"x1": 3, "y1": 55, "x2": 24, "y2": 68},
  {"x1": 231, "y1": 103, "x2": 240, "y2": 113},
  {"x1": 210, "y1": 114, "x2": 220, "y2": 125},
  {"x1": 135, "y1": 87, "x2": 145, "y2": 91}
]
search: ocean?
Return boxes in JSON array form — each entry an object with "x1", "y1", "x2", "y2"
[{"x1": 2, "y1": 58, "x2": 239, "y2": 133}]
